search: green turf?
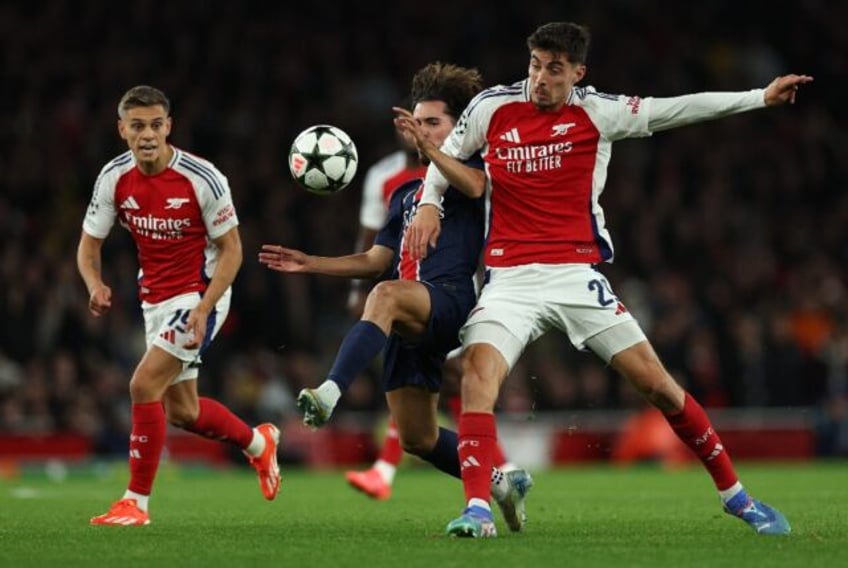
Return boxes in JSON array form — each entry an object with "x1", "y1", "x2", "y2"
[{"x1": 0, "y1": 462, "x2": 845, "y2": 567}]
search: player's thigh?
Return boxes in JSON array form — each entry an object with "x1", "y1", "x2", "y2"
[
  {"x1": 130, "y1": 345, "x2": 184, "y2": 400},
  {"x1": 460, "y1": 266, "x2": 548, "y2": 371},
  {"x1": 386, "y1": 387, "x2": 440, "y2": 450},
  {"x1": 459, "y1": 343, "x2": 510, "y2": 412},
  {"x1": 366, "y1": 280, "x2": 431, "y2": 337},
  {"x1": 143, "y1": 290, "x2": 231, "y2": 385}
]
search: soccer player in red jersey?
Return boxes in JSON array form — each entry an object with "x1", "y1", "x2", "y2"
[
  {"x1": 261, "y1": 63, "x2": 530, "y2": 533},
  {"x1": 403, "y1": 22, "x2": 812, "y2": 537},
  {"x1": 78, "y1": 85, "x2": 280, "y2": 526}
]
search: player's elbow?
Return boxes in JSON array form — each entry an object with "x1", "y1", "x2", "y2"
[
  {"x1": 363, "y1": 246, "x2": 392, "y2": 278},
  {"x1": 467, "y1": 183, "x2": 485, "y2": 198}
]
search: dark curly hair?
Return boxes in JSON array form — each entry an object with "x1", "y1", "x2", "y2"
[{"x1": 410, "y1": 62, "x2": 483, "y2": 120}]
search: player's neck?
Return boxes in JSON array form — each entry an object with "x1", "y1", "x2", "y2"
[
  {"x1": 136, "y1": 145, "x2": 174, "y2": 176},
  {"x1": 536, "y1": 88, "x2": 571, "y2": 113},
  {"x1": 536, "y1": 100, "x2": 567, "y2": 113}
]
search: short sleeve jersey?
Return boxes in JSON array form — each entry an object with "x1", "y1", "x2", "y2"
[
  {"x1": 442, "y1": 80, "x2": 652, "y2": 267},
  {"x1": 83, "y1": 147, "x2": 239, "y2": 304}
]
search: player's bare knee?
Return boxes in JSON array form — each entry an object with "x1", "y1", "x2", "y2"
[
  {"x1": 628, "y1": 365, "x2": 683, "y2": 413},
  {"x1": 128, "y1": 375, "x2": 160, "y2": 403},
  {"x1": 399, "y1": 434, "x2": 436, "y2": 458},
  {"x1": 460, "y1": 368, "x2": 498, "y2": 411},
  {"x1": 365, "y1": 281, "x2": 399, "y2": 316}
]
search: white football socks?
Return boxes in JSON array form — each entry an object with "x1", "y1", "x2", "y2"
[
  {"x1": 373, "y1": 460, "x2": 396, "y2": 485},
  {"x1": 245, "y1": 428, "x2": 266, "y2": 457},
  {"x1": 314, "y1": 381, "x2": 342, "y2": 411},
  {"x1": 719, "y1": 481, "x2": 744, "y2": 504},
  {"x1": 123, "y1": 490, "x2": 149, "y2": 512}
]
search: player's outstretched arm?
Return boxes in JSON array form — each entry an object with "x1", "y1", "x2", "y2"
[
  {"x1": 259, "y1": 244, "x2": 312, "y2": 273},
  {"x1": 405, "y1": 205, "x2": 441, "y2": 260},
  {"x1": 646, "y1": 74, "x2": 813, "y2": 133},
  {"x1": 259, "y1": 244, "x2": 394, "y2": 279},
  {"x1": 763, "y1": 74, "x2": 814, "y2": 106}
]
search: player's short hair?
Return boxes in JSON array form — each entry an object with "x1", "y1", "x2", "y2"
[
  {"x1": 527, "y1": 22, "x2": 591, "y2": 65},
  {"x1": 118, "y1": 85, "x2": 171, "y2": 118},
  {"x1": 410, "y1": 62, "x2": 483, "y2": 121}
]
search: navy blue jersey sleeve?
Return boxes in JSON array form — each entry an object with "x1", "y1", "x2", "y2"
[{"x1": 374, "y1": 179, "x2": 419, "y2": 251}]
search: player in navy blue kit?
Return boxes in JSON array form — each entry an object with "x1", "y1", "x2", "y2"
[{"x1": 259, "y1": 62, "x2": 532, "y2": 532}]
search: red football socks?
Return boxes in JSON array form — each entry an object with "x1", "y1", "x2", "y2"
[
  {"x1": 378, "y1": 419, "x2": 403, "y2": 466},
  {"x1": 458, "y1": 412, "x2": 497, "y2": 503},
  {"x1": 449, "y1": 395, "x2": 508, "y2": 468},
  {"x1": 127, "y1": 401, "x2": 167, "y2": 496},
  {"x1": 664, "y1": 392, "x2": 739, "y2": 490},
  {"x1": 186, "y1": 397, "x2": 253, "y2": 448}
]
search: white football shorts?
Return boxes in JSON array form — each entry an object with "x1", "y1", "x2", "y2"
[
  {"x1": 143, "y1": 289, "x2": 231, "y2": 384},
  {"x1": 460, "y1": 264, "x2": 646, "y2": 370}
]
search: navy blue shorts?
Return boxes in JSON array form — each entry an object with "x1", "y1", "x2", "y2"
[{"x1": 382, "y1": 281, "x2": 475, "y2": 393}]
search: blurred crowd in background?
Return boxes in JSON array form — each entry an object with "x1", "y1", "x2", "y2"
[{"x1": 1, "y1": 1, "x2": 847, "y2": 456}]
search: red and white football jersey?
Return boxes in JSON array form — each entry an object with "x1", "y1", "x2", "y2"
[
  {"x1": 83, "y1": 147, "x2": 239, "y2": 304},
  {"x1": 422, "y1": 80, "x2": 764, "y2": 267}
]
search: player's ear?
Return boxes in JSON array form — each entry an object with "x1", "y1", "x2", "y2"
[
  {"x1": 164, "y1": 116, "x2": 172, "y2": 136},
  {"x1": 117, "y1": 119, "x2": 128, "y2": 140},
  {"x1": 573, "y1": 64, "x2": 587, "y2": 83}
]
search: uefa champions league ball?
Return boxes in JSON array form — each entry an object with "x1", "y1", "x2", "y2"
[{"x1": 288, "y1": 125, "x2": 358, "y2": 195}]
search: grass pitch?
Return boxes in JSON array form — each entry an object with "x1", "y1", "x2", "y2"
[{"x1": 0, "y1": 462, "x2": 845, "y2": 567}]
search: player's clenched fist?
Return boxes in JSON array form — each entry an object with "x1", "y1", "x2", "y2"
[{"x1": 88, "y1": 284, "x2": 112, "y2": 317}]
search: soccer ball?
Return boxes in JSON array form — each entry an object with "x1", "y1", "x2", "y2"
[{"x1": 288, "y1": 125, "x2": 358, "y2": 195}]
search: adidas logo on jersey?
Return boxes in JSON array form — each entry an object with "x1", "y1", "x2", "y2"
[
  {"x1": 499, "y1": 128, "x2": 521, "y2": 143},
  {"x1": 120, "y1": 196, "x2": 141, "y2": 210}
]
